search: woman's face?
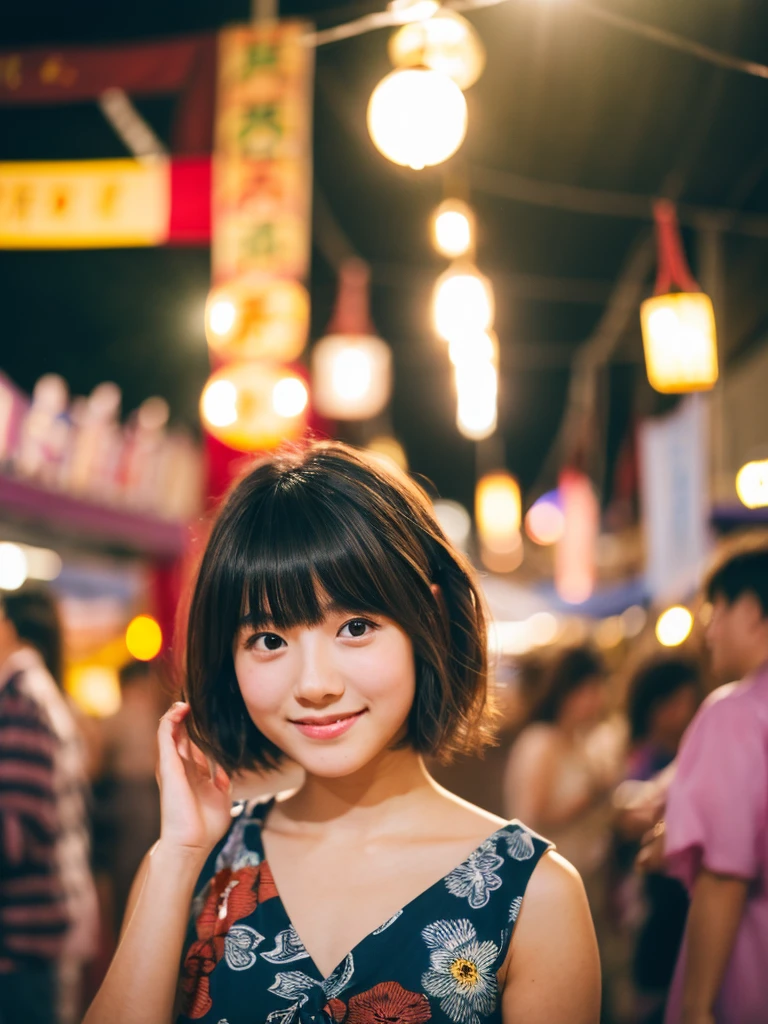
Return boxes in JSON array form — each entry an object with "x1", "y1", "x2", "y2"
[{"x1": 233, "y1": 601, "x2": 417, "y2": 778}]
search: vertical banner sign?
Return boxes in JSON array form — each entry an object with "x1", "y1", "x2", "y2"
[
  {"x1": 639, "y1": 395, "x2": 711, "y2": 602},
  {"x1": 213, "y1": 23, "x2": 313, "y2": 284}
]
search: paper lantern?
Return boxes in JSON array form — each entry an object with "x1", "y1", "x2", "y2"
[
  {"x1": 388, "y1": 10, "x2": 486, "y2": 90},
  {"x1": 736, "y1": 459, "x2": 768, "y2": 509},
  {"x1": 200, "y1": 362, "x2": 308, "y2": 452},
  {"x1": 641, "y1": 202, "x2": 718, "y2": 394},
  {"x1": 312, "y1": 334, "x2": 392, "y2": 420},
  {"x1": 367, "y1": 67, "x2": 467, "y2": 170},
  {"x1": 432, "y1": 198, "x2": 475, "y2": 259},
  {"x1": 433, "y1": 263, "x2": 494, "y2": 343},
  {"x1": 205, "y1": 276, "x2": 310, "y2": 363},
  {"x1": 476, "y1": 471, "x2": 522, "y2": 570},
  {"x1": 311, "y1": 258, "x2": 392, "y2": 421},
  {"x1": 456, "y1": 359, "x2": 497, "y2": 440},
  {"x1": 555, "y1": 468, "x2": 598, "y2": 604}
]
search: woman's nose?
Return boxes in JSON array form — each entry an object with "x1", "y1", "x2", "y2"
[{"x1": 295, "y1": 635, "x2": 344, "y2": 702}]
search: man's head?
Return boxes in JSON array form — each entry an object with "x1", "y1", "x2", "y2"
[{"x1": 705, "y1": 543, "x2": 768, "y2": 681}]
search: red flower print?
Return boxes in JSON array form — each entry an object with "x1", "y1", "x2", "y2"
[
  {"x1": 180, "y1": 861, "x2": 276, "y2": 1019},
  {"x1": 347, "y1": 983, "x2": 432, "y2": 1024},
  {"x1": 324, "y1": 998, "x2": 348, "y2": 1023}
]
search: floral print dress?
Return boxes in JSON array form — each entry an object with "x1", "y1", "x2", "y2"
[{"x1": 177, "y1": 798, "x2": 552, "y2": 1024}]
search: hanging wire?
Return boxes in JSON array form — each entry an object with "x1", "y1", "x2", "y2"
[{"x1": 306, "y1": 0, "x2": 768, "y2": 85}]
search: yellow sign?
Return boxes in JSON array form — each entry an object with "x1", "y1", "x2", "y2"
[
  {"x1": 0, "y1": 158, "x2": 170, "y2": 248},
  {"x1": 213, "y1": 23, "x2": 313, "y2": 282}
]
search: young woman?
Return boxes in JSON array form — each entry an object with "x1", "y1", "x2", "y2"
[{"x1": 84, "y1": 441, "x2": 599, "y2": 1024}]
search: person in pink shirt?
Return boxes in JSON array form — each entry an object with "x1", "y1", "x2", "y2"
[{"x1": 662, "y1": 544, "x2": 768, "y2": 1024}]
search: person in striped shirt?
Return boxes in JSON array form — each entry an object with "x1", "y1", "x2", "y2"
[{"x1": 0, "y1": 588, "x2": 97, "y2": 1024}]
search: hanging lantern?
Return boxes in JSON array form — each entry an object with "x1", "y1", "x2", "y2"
[
  {"x1": 555, "y1": 468, "x2": 598, "y2": 604},
  {"x1": 736, "y1": 459, "x2": 768, "y2": 509},
  {"x1": 388, "y1": 10, "x2": 486, "y2": 91},
  {"x1": 312, "y1": 260, "x2": 392, "y2": 421},
  {"x1": 433, "y1": 262, "x2": 494, "y2": 343},
  {"x1": 367, "y1": 67, "x2": 468, "y2": 170},
  {"x1": 432, "y1": 198, "x2": 475, "y2": 259},
  {"x1": 456, "y1": 360, "x2": 498, "y2": 440},
  {"x1": 200, "y1": 361, "x2": 308, "y2": 452},
  {"x1": 205, "y1": 275, "x2": 310, "y2": 363},
  {"x1": 640, "y1": 202, "x2": 718, "y2": 394},
  {"x1": 476, "y1": 471, "x2": 522, "y2": 571}
]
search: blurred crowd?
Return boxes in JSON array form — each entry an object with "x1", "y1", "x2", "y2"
[{"x1": 1, "y1": 536, "x2": 767, "y2": 1023}]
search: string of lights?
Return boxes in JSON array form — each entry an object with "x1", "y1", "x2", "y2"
[{"x1": 307, "y1": 0, "x2": 768, "y2": 85}]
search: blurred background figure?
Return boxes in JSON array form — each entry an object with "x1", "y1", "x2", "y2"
[
  {"x1": 504, "y1": 645, "x2": 625, "y2": 1019},
  {"x1": 95, "y1": 659, "x2": 166, "y2": 938},
  {"x1": 660, "y1": 544, "x2": 768, "y2": 1024},
  {"x1": 614, "y1": 657, "x2": 701, "y2": 1024},
  {"x1": 504, "y1": 646, "x2": 618, "y2": 889},
  {"x1": 0, "y1": 587, "x2": 98, "y2": 1024}
]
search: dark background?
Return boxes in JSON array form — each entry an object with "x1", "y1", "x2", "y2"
[{"x1": 2, "y1": 0, "x2": 768, "y2": 514}]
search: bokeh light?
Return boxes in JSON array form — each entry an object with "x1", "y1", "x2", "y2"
[
  {"x1": 655, "y1": 606, "x2": 693, "y2": 647},
  {"x1": 126, "y1": 614, "x2": 163, "y2": 661}
]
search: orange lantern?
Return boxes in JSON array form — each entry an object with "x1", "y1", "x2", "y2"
[
  {"x1": 200, "y1": 361, "x2": 308, "y2": 452},
  {"x1": 205, "y1": 275, "x2": 310, "y2": 363},
  {"x1": 640, "y1": 202, "x2": 718, "y2": 394},
  {"x1": 475, "y1": 471, "x2": 522, "y2": 572}
]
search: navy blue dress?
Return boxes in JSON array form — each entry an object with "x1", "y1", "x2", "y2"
[{"x1": 177, "y1": 798, "x2": 551, "y2": 1024}]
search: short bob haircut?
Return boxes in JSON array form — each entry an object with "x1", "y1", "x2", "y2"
[{"x1": 185, "y1": 441, "x2": 495, "y2": 774}]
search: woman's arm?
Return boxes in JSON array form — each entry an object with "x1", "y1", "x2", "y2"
[
  {"x1": 83, "y1": 703, "x2": 232, "y2": 1024},
  {"x1": 679, "y1": 869, "x2": 748, "y2": 1024},
  {"x1": 83, "y1": 841, "x2": 208, "y2": 1024},
  {"x1": 501, "y1": 852, "x2": 601, "y2": 1024}
]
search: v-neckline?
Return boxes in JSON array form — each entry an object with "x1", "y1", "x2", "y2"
[{"x1": 253, "y1": 797, "x2": 515, "y2": 985}]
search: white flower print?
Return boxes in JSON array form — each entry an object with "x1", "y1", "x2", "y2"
[
  {"x1": 225, "y1": 924, "x2": 264, "y2": 970},
  {"x1": 269, "y1": 970, "x2": 318, "y2": 1003},
  {"x1": 261, "y1": 926, "x2": 310, "y2": 964},
  {"x1": 322, "y1": 952, "x2": 355, "y2": 999},
  {"x1": 508, "y1": 896, "x2": 523, "y2": 923},
  {"x1": 499, "y1": 827, "x2": 535, "y2": 862},
  {"x1": 372, "y1": 909, "x2": 404, "y2": 935},
  {"x1": 444, "y1": 840, "x2": 504, "y2": 909},
  {"x1": 421, "y1": 919, "x2": 499, "y2": 1024}
]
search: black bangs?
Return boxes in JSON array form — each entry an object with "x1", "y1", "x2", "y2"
[{"x1": 236, "y1": 468, "x2": 429, "y2": 635}]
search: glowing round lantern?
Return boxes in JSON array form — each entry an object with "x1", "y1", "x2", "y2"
[
  {"x1": 388, "y1": 10, "x2": 486, "y2": 90},
  {"x1": 125, "y1": 615, "x2": 163, "y2": 661},
  {"x1": 736, "y1": 459, "x2": 768, "y2": 509},
  {"x1": 205, "y1": 276, "x2": 310, "y2": 363},
  {"x1": 312, "y1": 334, "x2": 392, "y2": 420},
  {"x1": 200, "y1": 362, "x2": 308, "y2": 452},
  {"x1": 432, "y1": 198, "x2": 475, "y2": 259},
  {"x1": 475, "y1": 471, "x2": 522, "y2": 572},
  {"x1": 655, "y1": 606, "x2": 693, "y2": 648},
  {"x1": 367, "y1": 67, "x2": 467, "y2": 170},
  {"x1": 641, "y1": 202, "x2": 718, "y2": 394},
  {"x1": 433, "y1": 263, "x2": 494, "y2": 343}
]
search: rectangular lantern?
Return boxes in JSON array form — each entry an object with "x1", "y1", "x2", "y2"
[{"x1": 640, "y1": 291, "x2": 718, "y2": 395}]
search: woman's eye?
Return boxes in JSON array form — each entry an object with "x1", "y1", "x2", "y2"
[
  {"x1": 339, "y1": 618, "x2": 376, "y2": 639},
  {"x1": 246, "y1": 632, "x2": 285, "y2": 652}
]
